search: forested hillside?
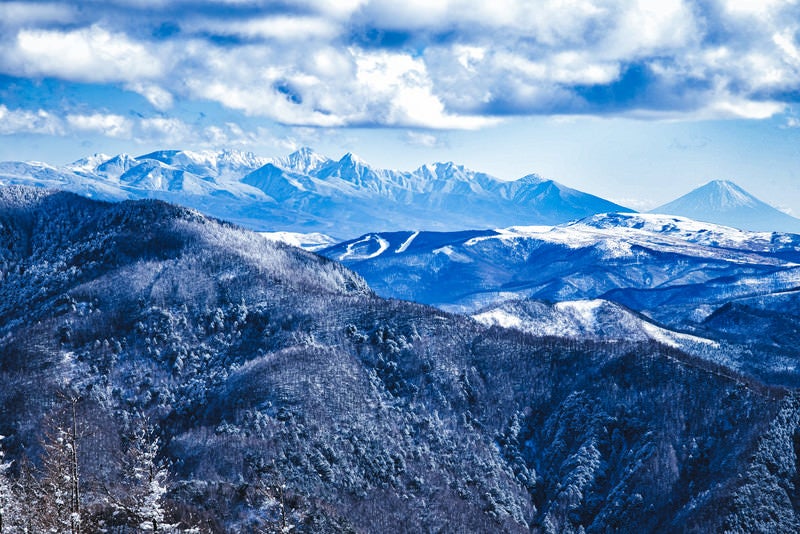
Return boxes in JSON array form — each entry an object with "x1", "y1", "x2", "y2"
[{"x1": 0, "y1": 187, "x2": 797, "y2": 532}]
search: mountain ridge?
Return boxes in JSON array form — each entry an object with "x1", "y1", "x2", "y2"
[{"x1": 0, "y1": 147, "x2": 631, "y2": 238}]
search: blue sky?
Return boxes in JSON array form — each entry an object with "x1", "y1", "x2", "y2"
[{"x1": 2, "y1": 0, "x2": 800, "y2": 211}]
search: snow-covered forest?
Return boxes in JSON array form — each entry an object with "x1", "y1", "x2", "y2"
[{"x1": 0, "y1": 186, "x2": 798, "y2": 532}]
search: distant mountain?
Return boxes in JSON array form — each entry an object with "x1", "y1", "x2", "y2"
[
  {"x1": 0, "y1": 148, "x2": 631, "y2": 238},
  {"x1": 322, "y1": 212, "x2": 800, "y2": 312},
  {"x1": 2, "y1": 186, "x2": 799, "y2": 532},
  {"x1": 653, "y1": 180, "x2": 800, "y2": 233},
  {"x1": 321, "y1": 212, "x2": 800, "y2": 384}
]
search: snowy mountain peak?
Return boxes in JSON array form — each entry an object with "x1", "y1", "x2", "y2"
[
  {"x1": 413, "y1": 161, "x2": 484, "y2": 185},
  {"x1": 275, "y1": 147, "x2": 331, "y2": 173},
  {"x1": 653, "y1": 180, "x2": 800, "y2": 233},
  {"x1": 95, "y1": 153, "x2": 140, "y2": 180},
  {"x1": 65, "y1": 153, "x2": 112, "y2": 174},
  {"x1": 515, "y1": 173, "x2": 548, "y2": 186},
  {"x1": 338, "y1": 151, "x2": 369, "y2": 168},
  {"x1": 659, "y1": 180, "x2": 759, "y2": 211},
  {"x1": 698, "y1": 180, "x2": 758, "y2": 209}
]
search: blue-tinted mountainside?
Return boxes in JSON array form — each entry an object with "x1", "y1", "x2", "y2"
[
  {"x1": 0, "y1": 147, "x2": 630, "y2": 238},
  {"x1": 322, "y1": 212, "x2": 800, "y2": 385},
  {"x1": 1, "y1": 187, "x2": 798, "y2": 532},
  {"x1": 653, "y1": 179, "x2": 800, "y2": 233}
]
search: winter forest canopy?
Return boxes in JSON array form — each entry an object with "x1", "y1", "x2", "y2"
[{"x1": 0, "y1": 187, "x2": 798, "y2": 532}]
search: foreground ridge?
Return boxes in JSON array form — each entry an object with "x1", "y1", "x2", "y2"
[{"x1": 0, "y1": 187, "x2": 797, "y2": 531}]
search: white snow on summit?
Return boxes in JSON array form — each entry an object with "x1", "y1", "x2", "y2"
[{"x1": 653, "y1": 180, "x2": 800, "y2": 233}]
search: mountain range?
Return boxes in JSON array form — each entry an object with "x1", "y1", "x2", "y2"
[
  {"x1": 3, "y1": 148, "x2": 799, "y2": 236},
  {"x1": 1, "y1": 186, "x2": 798, "y2": 532},
  {"x1": 321, "y1": 212, "x2": 800, "y2": 385},
  {"x1": 0, "y1": 148, "x2": 628, "y2": 238}
]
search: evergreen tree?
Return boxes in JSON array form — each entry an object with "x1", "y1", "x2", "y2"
[
  {"x1": 108, "y1": 419, "x2": 172, "y2": 532},
  {"x1": 0, "y1": 435, "x2": 22, "y2": 533},
  {"x1": 34, "y1": 398, "x2": 83, "y2": 534}
]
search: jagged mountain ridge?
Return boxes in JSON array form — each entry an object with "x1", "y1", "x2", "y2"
[
  {"x1": 0, "y1": 147, "x2": 630, "y2": 238},
  {"x1": 652, "y1": 179, "x2": 800, "y2": 233},
  {"x1": 1, "y1": 186, "x2": 799, "y2": 531}
]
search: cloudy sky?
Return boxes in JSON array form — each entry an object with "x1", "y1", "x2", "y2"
[{"x1": 3, "y1": 0, "x2": 800, "y2": 211}]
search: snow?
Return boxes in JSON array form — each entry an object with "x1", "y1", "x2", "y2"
[
  {"x1": 652, "y1": 180, "x2": 800, "y2": 233},
  {"x1": 274, "y1": 147, "x2": 330, "y2": 174},
  {"x1": 338, "y1": 235, "x2": 390, "y2": 261},
  {"x1": 639, "y1": 322, "x2": 717, "y2": 349},
  {"x1": 396, "y1": 231, "x2": 419, "y2": 253},
  {"x1": 65, "y1": 153, "x2": 111, "y2": 174},
  {"x1": 259, "y1": 231, "x2": 337, "y2": 251},
  {"x1": 474, "y1": 298, "x2": 718, "y2": 351},
  {"x1": 472, "y1": 309, "x2": 524, "y2": 329},
  {"x1": 433, "y1": 245, "x2": 473, "y2": 263},
  {"x1": 554, "y1": 299, "x2": 605, "y2": 320},
  {"x1": 457, "y1": 214, "x2": 797, "y2": 266}
]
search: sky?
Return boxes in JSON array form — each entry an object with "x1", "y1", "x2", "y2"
[{"x1": 3, "y1": 0, "x2": 800, "y2": 211}]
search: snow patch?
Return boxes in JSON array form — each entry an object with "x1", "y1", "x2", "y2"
[
  {"x1": 473, "y1": 309, "x2": 524, "y2": 330},
  {"x1": 433, "y1": 245, "x2": 473, "y2": 263},
  {"x1": 259, "y1": 231, "x2": 336, "y2": 251},
  {"x1": 396, "y1": 231, "x2": 420, "y2": 253},
  {"x1": 339, "y1": 235, "x2": 390, "y2": 261}
]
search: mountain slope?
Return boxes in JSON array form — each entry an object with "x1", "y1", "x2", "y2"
[
  {"x1": 0, "y1": 148, "x2": 632, "y2": 238},
  {"x1": 322, "y1": 213, "x2": 800, "y2": 384},
  {"x1": 653, "y1": 180, "x2": 800, "y2": 233},
  {"x1": 322, "y1": 212, "x2": 800, "y2": 311},
  {"x1": 0, "y1": 186, "x2": 797, "y2": 532},
  {"x1": 473, "y1": 298, "x2": 716, "y2": 351}
]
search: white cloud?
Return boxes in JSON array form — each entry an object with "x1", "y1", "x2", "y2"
[
  {"x1": 721, "y1": 0, "x2": 793, "y2": 18},
  {"x1": 137, "y1": 115, "x2": 291, "y2": 150},
  {"x1": 404, "y1": 131, "x2": 445, "y2": 148},
  {"x1": 2, "y1": 0, "x2": 800, "y2": 130},
  {"x1": 126, "y1": 83, "x2": 174, "y2": 111},
  {"x1": 0, "y1": 2, "x2": 75, "y2": 27},
  {"x1": 707, "y1": 97, "x2": 785, "y2": 120},
  {"x1": 67, "y1": 113, "x2": 133, "y2": 138},
  {"x1": 187, "y1": 15, "x2": 340, "y2": 41},
  {"x1": 604, "y1": 0, "x2": 699, "y2": 57},
  {"x1": 8, "y1": 25, "x2": 164, "y2": 83},
  {"x1": 138, "y1": 117, "x2": 192, "y2": 142},
  {"x1": 0, "y1": 105, "x2": 64, "y2": 135},
  {"x1": 351, "y1": 49, "x2": 498, "y2": 128}
]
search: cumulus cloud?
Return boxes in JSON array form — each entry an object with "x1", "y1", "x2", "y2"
[
  {"x1": 66, "y1": 113, "x2": 133, "y2": 138},
  {"x1": 126, "y1": 83, "x2": 174, "y2": 111},
  {"x1": 0, "y1": 2, "x2": 76, "y2": 27},
  {"x1": 5, "y1": 25, "x2": 164, "y2": 83},
  {"x1": 0, "y1": 102, "x2": 294, "y2": 153},
  {"x1": 1, "y1": 0, "x2": 800, "y2": 134},
  {"x1": 186, "y1": 15, "x2": 341, "y2": 41},
  {"x1": 0, "y1": 105, "x2": 64, "y2": 135}
]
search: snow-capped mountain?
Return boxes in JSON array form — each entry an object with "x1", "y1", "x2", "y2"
[
  {"x1": 2, "y1": 185, "x2": 799, "y2": 532},
  {"x1": 653, "y1": 179, "x2": 800, "y2": 233},
  {"x1": 0, "y1": 148, "x2": 631, "y2": 238},
  {"x1": 322, "y1": 212, "x2": 800, "y2": 311},
  {"x1": 323, "y1": 212, "x2": 800, "y2": 384}
]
